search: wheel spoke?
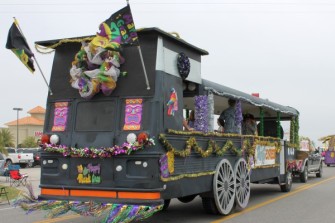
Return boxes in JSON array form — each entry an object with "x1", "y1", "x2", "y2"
[
  {"x1": 234, "y1": 158, "x2": 250, "y2": 210},
  {"x1": 218, "y1": 171, "x2": 223, "y2": 180}
]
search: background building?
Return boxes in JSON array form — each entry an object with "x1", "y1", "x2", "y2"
[{"x1": 5, "y1": 106, "x2": 45, "y2": 147}]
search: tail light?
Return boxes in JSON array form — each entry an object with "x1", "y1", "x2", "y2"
[{"x1": 18, "y1": 154, "x2": 21, "y2": 159}]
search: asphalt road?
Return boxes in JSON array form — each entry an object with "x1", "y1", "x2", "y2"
[{"x1": 0, "y1": 165, "x2": 334, "y2": 223}]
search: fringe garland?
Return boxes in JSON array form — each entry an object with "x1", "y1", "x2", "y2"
[
  {"x1": 15, "y1": 196, "x2": 162, "y2": 223},
  {"x1": 12, "y1": 184, "x2": 162, "y2": 222}
]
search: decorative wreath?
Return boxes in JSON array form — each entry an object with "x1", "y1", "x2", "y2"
[
  {"x1": 69, "y1": 23, "x2": 126, "y2": 99},
  {"x1": 177, "y1": 52, "x2": 190, "y2": 79}
]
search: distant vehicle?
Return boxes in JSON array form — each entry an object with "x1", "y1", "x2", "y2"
[
  {"x1": 287, "y1": 138, "x2": 323, "y2": 182},
  {"x1": 3, "y1": 147, "x2": 34, "y2": 168},
  {"x1": 17, "y1": 148, "x2": 42, "y2": 167}
]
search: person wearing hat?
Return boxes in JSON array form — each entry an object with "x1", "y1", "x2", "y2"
[{"x1": 242, "y1": 113, "x2": 257, "y2": 135}]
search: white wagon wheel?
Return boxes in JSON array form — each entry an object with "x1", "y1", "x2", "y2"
[
  {"x1": 213, "y1": 158, "x2": 236, "y2": 215},
  {"x1": 234, "y1": 158, "x2": 250, "y2": 209}
]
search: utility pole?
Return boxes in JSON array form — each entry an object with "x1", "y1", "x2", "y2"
[{"x1": 13, "y1": 107, "x2": 23, "y2": 149}]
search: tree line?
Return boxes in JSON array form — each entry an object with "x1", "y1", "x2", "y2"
[{"x1": 0, "y1": 129, "x2": 39, "y2": 154}]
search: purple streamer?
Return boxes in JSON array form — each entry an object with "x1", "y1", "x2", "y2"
[
  {"x1": 194, "y1": 95, "x2": 209, "y2": 132},
  {"x1": 235, "y1": 100, "x2": 243, "y2": 130}
]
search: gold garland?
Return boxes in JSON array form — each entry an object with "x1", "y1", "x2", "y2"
[
  {"x1": 35, "y1": 37, "x2": 94, "y2": 54},
  {"x1": 212, "y1": 140, "x2": 242, "y2": 156},
  {"x1": 287, "y1": 143, "x2": 299, "y2": 149},
  {"x1": 167, "y1": 151, "x2": 175, "y2": 174},
  {"x1": 167, "y1": 129, "x2": 241, "y2": 138},
  {"x1": 160, "y1": 171, "x2": 215, "y2": 182},
  {"x1": 159, "y1": 134, "x2": 242, "y2": 158},
  {"x1": 243, "y1": 135, "x2": 279, "y2": 141},
  {"x1": 159, "y1": 134, "x2": 242, "y2": 179},
  {"x1": 159, "y1": 133, "x2": 282, "y2": 181},
  {"x1": 252, "y1": 164, "x2": 280, "y2": 169},
  {"x1": 168, "y1": 129, "x2": 281, "y2": 141},
  {"x1": 243, "y1": 139, "x2": 254, "y2": 157}
]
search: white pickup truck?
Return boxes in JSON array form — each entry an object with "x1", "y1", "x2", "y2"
[{"x1": 3, "y1": 147, "x2": 34, "y2": 168}]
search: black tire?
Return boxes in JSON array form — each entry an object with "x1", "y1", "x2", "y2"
[
  {"x1": 300, "y1": 166, "x2": 308, "y2": 183},
  {"x1": 316, "y1": 163, "x2": 323, "y2": 178},
  {"x1": 327, "y1": 164, "x2": 330, "y2": 167},
  {"x1": 20, "y1": 163, "x2": 28, "y2": 168},
  {"x1": 178, "y1": 195, "x2": 197, "y2": 203},
  {"x1": 162, "y1": 199, "x2": 171, "y2": 211},
  {"x1": 280, "y1": 172, "x2": 292, "y2": 192},
  {"x1": 202, "y1": 197, "x2": 219, "y2": 215}
]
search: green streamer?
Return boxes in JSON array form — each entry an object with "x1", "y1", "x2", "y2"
[
  {"x1": 259, "y1": 107, "x2": 264, "y2": 136},
  {"x1": 277, "y1": 112, "x2": 281, "y2": 139}
]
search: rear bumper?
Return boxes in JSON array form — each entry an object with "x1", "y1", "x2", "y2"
[
  {"x1": 19, "y1": 160, "x2": 34, "y2": 163},
  {"x1": 39, "y1": 185, "x2": 164, "y2": 205}
]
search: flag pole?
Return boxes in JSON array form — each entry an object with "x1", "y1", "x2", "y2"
[
  {"x1": 13, "y1": 17, "x2": 53, "y2": 95},
  {"x1": 126, "y1": 1, "x2": 150, "y2": 90},
  {"x1": 137, "y1": 46, "x2": 150, "y2": 90}
]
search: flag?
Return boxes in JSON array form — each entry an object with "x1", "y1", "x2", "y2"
[
  {"x1": 98, "y1": 5, "x2": 139, "y2": 46},
  {"x1": 6, "y1": 21, "x2": 35, "y2": 73}
]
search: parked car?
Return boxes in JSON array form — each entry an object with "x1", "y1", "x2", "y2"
[
  {"x1": 3, "y1": 147, "x2": 34, "y2": 168},
  {"x1": 0, "y1": 153, "x2": 5, "y2": 175},
  {"x1": 17, "y1": 148, "x2": 41, "y2": 167}
]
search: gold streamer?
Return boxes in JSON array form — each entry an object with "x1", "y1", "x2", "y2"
[
  {"x1": 35, "y1": 37, "x2": 94, "y2": 54},
  {"x1": 167, "y1": 151, "x2": 175, "y2": 174},
  {"x1": 160, "y1": 171, "x2": 215, "y2": 182}
]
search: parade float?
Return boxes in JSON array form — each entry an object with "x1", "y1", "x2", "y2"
[
  {"x1": 319, "y1": 135, "x2": 335, "y2": 166},
  {"x1": 11, "y1": 4, "x2": 303, "y2": 223}
]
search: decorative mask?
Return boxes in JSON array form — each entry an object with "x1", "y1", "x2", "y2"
[
  {"x1": 123, "y1": 99, "x2": 143, "y2": 130},
  {"x1": 52, "y1": 102, "x2": 69, "y2": 131}
]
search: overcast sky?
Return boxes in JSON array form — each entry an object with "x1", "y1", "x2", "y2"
[{"x1": 1, "y1": 0, "x2": 335, "y2": 146}]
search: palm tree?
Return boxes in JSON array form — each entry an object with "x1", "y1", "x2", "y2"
[
  {"x1": 0, "y1": 128, "x2": 14, "y2": 155},
  {"x1": 21, "y1": 136, "x2": 38, "y2": 148}
]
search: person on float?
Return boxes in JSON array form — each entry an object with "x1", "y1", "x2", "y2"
[{"x1": 219, "y1": 99, "x2": 241, "y2": 134}]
